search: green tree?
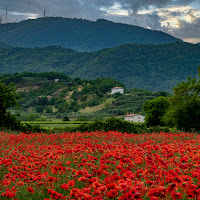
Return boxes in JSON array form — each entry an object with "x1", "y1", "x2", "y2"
[
  {"x1": 63, "y1": 116, "x2": 70, "y2": 121},
  {"x1": 77, "y1": 115, "x2": 87, "y2": 121},
  {"x1": 164, "y1": 74, "x2": 200, "y2": 131},
  {"x1": 0, "y1": 81, "x2": 21, "y2": 130},
  {"x1": 34, "y1": 105, "x2": 44, "y2": 113},
  {"x1": 143, "y1": 96, "x2": 170, "y2": 126},
  {"x1": 45, "y1": 106, "x2": 53, "y2": 113}
]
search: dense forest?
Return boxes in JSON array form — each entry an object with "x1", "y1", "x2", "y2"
[
  {"x1": 0, "y1": 17, "x2": 181, "y2": 51},
  {"x1": 0, "y1": 42, "x2": 200, "y2": 91}
]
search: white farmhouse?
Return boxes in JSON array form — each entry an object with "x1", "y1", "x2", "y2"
[
  {"x1": 124, "y1": 113, "x2": 145, "y2": 123},
  {"x1": 111, "y1": 87, "x2": 124, "y2": 94}
]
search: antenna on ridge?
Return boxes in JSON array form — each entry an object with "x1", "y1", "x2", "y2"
[{"x1": 5, "y1": 4, "x2": 8, "y2": 23}]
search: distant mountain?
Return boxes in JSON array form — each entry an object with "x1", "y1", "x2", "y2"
[
  {"x1": 0, "y1": 17, "x2": 182, "y2": 51},
  {"x1": 0, "y1": 42, "x2": 200, "y2": 92},
  {"x1": 0, "y1": 41, "x2": 11, "y2": 48}
]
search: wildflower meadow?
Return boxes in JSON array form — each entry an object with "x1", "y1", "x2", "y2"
[{"x1": 0, "y1": 131, "x2": 200, "y2": 200}]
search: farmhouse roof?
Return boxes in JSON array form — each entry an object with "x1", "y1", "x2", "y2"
[
  {"x1": 112, "y1": 87, "x2": 123, "y2": 89},
  {"x1": 124, "y1": 112, "x2": 141, "y2": 117}
]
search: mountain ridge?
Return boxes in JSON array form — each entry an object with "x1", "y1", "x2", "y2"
[
  {"x1": 0, "y1": 17, "x2": 182, "y2": 51},
  {"x1": 0, "y1": 42, "x2": 200, "y2": 92}
]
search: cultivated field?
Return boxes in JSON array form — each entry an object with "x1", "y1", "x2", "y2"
[
  {"x1": 0, "y1": 131, "x2": 199, "y2": 199},
  {"x1": 22, "y1": 121, "x2": 92, "y2": 130}
]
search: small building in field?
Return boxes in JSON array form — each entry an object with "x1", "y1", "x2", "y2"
[
  {"x1": 124, "y1": 113, "x2": 145, "y2": 123},
  {"x1": 55, "y1": 79, "x2": 60, "y2": 83},
  {"x1": 111, "y1": 87, "x2": 124, "y2": 95}
]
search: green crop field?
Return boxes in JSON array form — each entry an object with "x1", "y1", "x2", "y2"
[{"x1": 22, "y1": 121, "x2": 91, "y2": 130}]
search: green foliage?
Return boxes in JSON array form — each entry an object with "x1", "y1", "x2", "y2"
[
  {"x1": 0, "y1": 43, "x2": 200, "y2": 91},
  {"x1": 100, "y1": 89, "x2": 171, "y2": 116},
  {"x1": 0, "y1": 17, "x2": 181, "y2": 52},
  {"x1": 88, "y1": 99, "x2": 99, "y2": 107},
  {"x1": 64, "y1": 117, "x2": 169, "y2": 134},
  {"x1": 143, "y1": 96, "x2": 170, "y2": 126},
  {"x1": 45, "y1": 106, "x2": 53, "y2": 113},
  {"x1": 34, "y1": 106, "x2": 44, "y2": 113},
  {"x1": 35, "y1": 116, "x2": 47, "y2": 122},
  {"x1": 63, "y1": 116, "x2": 70, "y2": 121},
  {"x1": 0, "y1": 81, "x2": 21, "y2": 130},
  {"x1": 164, "y1": 72, "x2": 200, "y2": 131},
  {"x1": 68, "y1": 117, "x2": 146, "y2": 133},
  {"x1": 18, "y1": 113, "x2": 41, "y2": 121},
  {"x1": 0, "y1": 72, "x2": 128, "y2": 116},
  {"x1": 27, "y1": 113, "x2": 39, "y2": 121},
  {"x1": 77, "y1": 115, "x2": 88, "y2": 121},
  {"x1": 0, "y1": 72, "x2": 172, "y2": 125}
]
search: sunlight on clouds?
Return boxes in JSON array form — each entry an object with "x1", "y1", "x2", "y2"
[
  {"x1": 138, "y1": 6, "x2": 193, "y2": 15},
  {"x1": 184, "y1": 38, "x2": 200, "y2": 43},
  {"x1": 138, "y1": 5, "x2": 200, "y2": 29},
  {"x1": 100, "y1": 3, "x2": 130, "y2": 16},
  {"x1": 161, "y1": 18, "x2": 180, "y2": 28},
  {"x1": 11, "y1": 12, "x2": 39, "y2": 19}
]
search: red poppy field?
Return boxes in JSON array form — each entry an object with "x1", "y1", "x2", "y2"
[{"x1": 0, "y1": 131, "x2": 200, "y2": 200}]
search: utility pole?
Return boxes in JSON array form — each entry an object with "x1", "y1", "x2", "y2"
[{"x1": 5, "y1": 4, "x2": 7, "y2": 23}]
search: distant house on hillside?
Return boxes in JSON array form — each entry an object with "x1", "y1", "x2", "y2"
[
  {"x1": 124, "y1": 113, "x2": 145, "y2": 123},
  {"x1": 37, "y1": 95, "x2": 52, "y2": 101},
  {"x1": 111, "y1": 87, "x2": 124, "y2": 95},
  {"x1": 55, "y1": 79, "x2": 60, "y2": 83}
]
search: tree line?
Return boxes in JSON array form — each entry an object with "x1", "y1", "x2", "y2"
[{"x1": 143, "y1": 66, "x2": 200, "y2": 131}]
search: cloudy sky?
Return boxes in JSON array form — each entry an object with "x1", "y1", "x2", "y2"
[{"x1": 0, "y1": 0, "x2": 200, "y2": 43}]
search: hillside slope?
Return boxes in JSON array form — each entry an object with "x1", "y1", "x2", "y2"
[
  {"x1": 0, "y1": 17, "x2": 181, "y2": 51},
  {"x1": 0, "y1": 42, "x2": 200, "y2": 91},
  {"x1": 1, "y1": 72, "x2": 169, "y2": 118}
]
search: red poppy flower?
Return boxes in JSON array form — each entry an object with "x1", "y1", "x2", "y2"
[
  {"x1": 60, "y1": 183, "x2": 69, "y2": 190},
  {"x1": 1, "y1": 190, "x2": 16, "y2": 198},
  {"x1": 107, "y1": 189, "x2": 118, "y2": 199},
  {"x1": 27, "y1": 187, "x2": 34, "y2": 194},
  {"x1": 68, "y1": 180, "x2": 75, "y2": 187},
  {"x1": 171, "y1": 190, "x2": 182, "y2": 199}
]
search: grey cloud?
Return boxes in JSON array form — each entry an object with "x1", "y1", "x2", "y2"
[
  {"x1": 118, "y1": 0, "x2": 196, "y2": 14},
  {"x1": 0, "y1": 0, "x2": 197, "y2": 17},
  {"x1": 162, "y1": 10, "x2": 183, "y2": 17},
  {"x1": 0, "y1": 0, "x2": 199, "y2": 42},
  {"x1": 168, "y1": 17, "x2": 200, "y2": 39},
  {"x1": 0, "y1": 0, "x2": 107, "y2": 22}
]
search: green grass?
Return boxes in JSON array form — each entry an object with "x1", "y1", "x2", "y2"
[
  {"x1": 38, "y1": 123, "x2": 81, "y2": 129},
  {"x1": 22, "y1": 121, "x2": 91, "y2": 124},
  {"x1": 22, "y1": 120, "x2": 91, "y2": 130}
]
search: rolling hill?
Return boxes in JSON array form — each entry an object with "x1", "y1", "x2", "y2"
[
  {"x1": 0, "y1": 17, "x2": 182, "y2": 51},
  {"x1": 0, "y1": 72, "x2": 169, "y2": 118},
  {"x1": 0, "y1": 42, "x2": 200, "y2": 92}
]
